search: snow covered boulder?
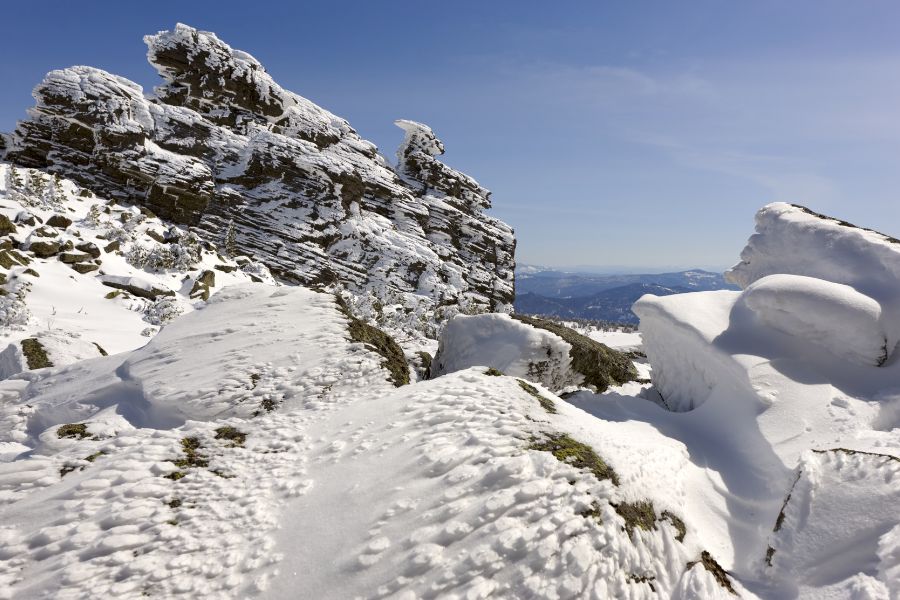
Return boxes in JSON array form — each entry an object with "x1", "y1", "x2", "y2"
[
  {"x1": 727, "y1": 203, "x2": 900, "y2": 292},
  {"x1": 633, "y1": 290, "x2": 742, "y2": 412},
  {"x1": 741, "y1": 274, "x2": 889, "y2": 366},
  {"x1": 431, "y1": 313, "x2": 637, "y2": 392},
  {"x1": 0, "y1": 331, "x2": 106, "y2": 380},
  {"x1": 727, "y1": 203, "x2": 900, "y2": 352},
  {"x1": 99, "y1": 275, "x2": 175, "y2": 299}
]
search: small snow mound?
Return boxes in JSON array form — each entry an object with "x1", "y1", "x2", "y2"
[
  {"x1": 431, "y1": 313, "x2": 573, "y2": 390},
  {"x1": 432, "y1": 313, "x2": 637, "y2": 393},
  {"x1": 741, "y1": 274, "x2": 889, "y2": 366},
  {"x1": 0, "y1": 331, "x2": 106, "y2": 380}
]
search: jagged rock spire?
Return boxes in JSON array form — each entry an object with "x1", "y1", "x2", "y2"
[{"x1": 394, "y1": 119, "x2": 490, "y2": 212}]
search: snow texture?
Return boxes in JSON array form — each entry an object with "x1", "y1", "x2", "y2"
[
  {"x1": 0, "y1": 284, "x2": 741, "y2": 600},
  {"x1": 741, "y1": 274, "x2": 889, "y2": 366}
]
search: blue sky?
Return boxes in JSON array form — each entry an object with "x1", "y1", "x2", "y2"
[{"x1": 3, "y1": 1, "x2": 900, "y2": 272}]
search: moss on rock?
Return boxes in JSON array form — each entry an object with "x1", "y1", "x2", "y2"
[
  {"x1": 166, "y1": 436, "x2": 209, "y2": 480},
  {"x1": 613, "y1": 501, "x2": 658, "y2": 536},
  {"x1": 0, "y1": 213, "x2": 17, "y2": 236},
  {"x1": 57, "y1": 423, "x2": 89, "y2": 439},
  {"x1": 578, "y1": 500, "x2": 604, "y2": 523},
  {"x1": 661, "y1": 510, "x2": 687, "y2": 542},
  {"x1": 529, "y1": 433, "x2": 619, "y2": 485},
  {"x1": 517, "y1": 379, "x2": 556, "y2": 413},
  {"x1": 335, "y1": 296, "x2": 409, "y2": 387},
  {"x1": 214, "y1": 426, "x2": 246, "y2": 447},
  {"x1": 511, "y1": 314, "x2": 637, "y2": 392},
  {"x1": 21, "y1": 338, "x2": 53, "y2": 369}
]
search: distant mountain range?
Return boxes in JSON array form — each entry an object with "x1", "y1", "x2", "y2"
[{"x1": 515, "y1": 268, "x2": 737, "y2": 323}]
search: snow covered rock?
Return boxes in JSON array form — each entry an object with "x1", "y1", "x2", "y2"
[
  {"x1": 726, "y1": 203, "x2": 900, "y2": 292},
  {"x1": 632, "y1": 290, "x2": 742, "y2": 412},
  {"x1": 432, "y1": 312, "x2": 637, "y2": 392},
  {"x1": 99, "y1": 274, "x2": 176, "y2": 299},
  {"x1": 727, "y1": 202, "x2": 900, "y2": 353},
  {"x1": 0, "y1": 163, "x2": 267, "y2": 361},
  {"x1": 741, "y1": 274, "x2": 889, "y2": 366},
  {"x1": 3, "y1": 24, "x2": 515, "y2": 336},
  {"x1": 395, "y1": 119, "x2": 490, "y2": 211},
  {"x1": 632, "y1": 203, "x2": 900, "y2": 595},
  {"x1": 0, "y1": 331, "x2": 106, "y2": 380}
]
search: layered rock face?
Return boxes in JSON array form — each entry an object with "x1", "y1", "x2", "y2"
[{"x1": 2, "y1": 24, "x2": 515, "y2": 331}]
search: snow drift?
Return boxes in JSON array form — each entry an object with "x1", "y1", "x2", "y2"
[{"x1": 0, "y1": 283, "x2": 740, "y2": 599}]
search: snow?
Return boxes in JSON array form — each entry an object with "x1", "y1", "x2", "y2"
[
  {"x1": 629, "y1": 203, "x2": 900, "y2": 598},
  {"x1": 394, "y1": 119, "x2": 445, "y2": 159},
  {"x1": 0, "y1": 282, "x2": 748, "y2": 600},
  {"x1": 765, "y1": 449, "x2": 900, "y2": 600},
  {"x1": 1, "y1": 24, "x2": 897, "y2": 599},
  {"x1": 587, "y1": 329, "x2": 643, "y2": 351},
  {"x1": 727, "y1": 202, "x2": 900, "y2": 353},
  {"x1": 0, "y1": 163, "x2": 269, "y2": 377},
  {"x1": 0, "y1": 331, "x2": 105, "y2": 380},
  {"x1": 741, "y1": 274, "x2": 889, "y2": 366}
]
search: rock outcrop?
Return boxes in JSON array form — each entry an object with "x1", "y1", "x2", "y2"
[{"x1": 2, "y1": 24, "x2": 515, "y2": 335}]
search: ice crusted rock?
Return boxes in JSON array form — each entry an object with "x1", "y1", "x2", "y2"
[
  {"x1": 431, "y1": 313, "x2": 636, "y2": 392},
  {"x1": 3, "y1": 24, "x2": 515, "y2": 336},
  {"x1": 394, "y1": 119, "x2": 491, "y2": 212}
]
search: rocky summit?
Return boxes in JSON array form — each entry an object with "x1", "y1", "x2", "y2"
[{"x1": 1, "y1": 24, "x2": 515, "y2": 336}]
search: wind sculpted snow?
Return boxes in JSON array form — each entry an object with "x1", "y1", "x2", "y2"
[{"x1": 628, "y1": 203, "x2": 900, "y2": 599}]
